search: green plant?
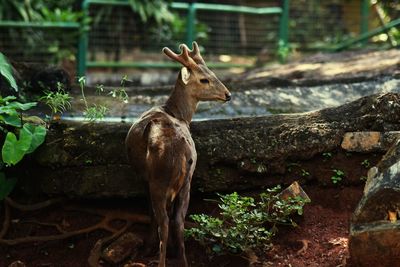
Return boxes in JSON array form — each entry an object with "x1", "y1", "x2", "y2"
[
  {"x1": 0, "y1": 52, "x2": 18, "y2": 92},
  {"x1": 277, "y1": 41, "x2": 291, "y2": 62},
  {"x1": 151, "y1": 14, "x2": 209, "y2": 47},
  {"x1": 322, "y1": 152, "x2": 332, "y2": 160},
  {"x1": 331, "y1": 169, "x2": 345, "y2": 184},
  {"x1": 185, "y1": 186, "x2": 308, "y2": 256},
  {"x1": 78, "y1": 77, "x2": 106, "y2": 122},
  {"x1": 127, "y1": 0, "x2": 174, "y2": 24},
  {"x1": 301, "y1": 169, "x2": 310, "y2": 177},
  {"x1": 0, "y1": 96, "x2": 47, "y2": 200},
  {"x1": 39, "y1": 82, "x2": 72, "y2": 118},
  {"x1": 108, "y1": 75, "x2": 129, "y2": 103},
  {"x1": 360, "y1": 176, "x2": 367, "y2": 182},
  {"x1": 361, "y1": 159, "x2": 370, "y2": 169},
  {"x1": 78, "y1": 76, "x2": 128, "y2": 122}
]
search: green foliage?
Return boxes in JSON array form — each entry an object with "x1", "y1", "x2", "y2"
[
  {"x1": 0, "y1": 173, "x2": 17, "y2": 201},
  {"x1": 331, "y1": 169, "x2": 345, "y2": 184},
  {"x1": 78, "y1": 76, "x2": 128, "y2": 122},
  {"x1": 84, "y1": 104, "x2": 109, "y2": 122},
  {"x1": 0, "y1": 92, "x2": 47, "y2": 199},
  {"x1": 151, "y1": 15, "x2": 209, "y2": 47},
  {"x1": 40, "y1": 83, "x2": 72, "y2": 116},
  {"x1": 185, "y1": 186, "x2": 308, "y2": 255},
  {"x1": 128, "y1": 0, "x2": 174, "y2": 24},
  {"x1": 277, "y1": 41, "x2": 291, "y2": 62},
  {"x1": 322, "y1": 152, "x2": 332, "y2": 160},
  {"x1": 0, "y1": 96, "x2": 37, "y2": 128},
  {"x1": 361, "y1": 159, "x2": 370, "y2": 169},
  {"x1": 0, "y1": 52, "x2": 18, "y2": 92},
  {"x1": 0, "y1": 0, "x2": 42, "y2": 21},
  {"x1": 301, "y1": 169, "x2": 310, "y2": 177},
  {"x1": 2, "y1": 123, "x2": 46, "y2": 166}
]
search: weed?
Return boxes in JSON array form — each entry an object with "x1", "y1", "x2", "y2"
[
  {"x1": 361, "y1": 159, "x2": 370, "y2": 169},
  {"x1": 331, "y1": 169, "x2": 345, "y2": 184},
  {"x1": 78, "y1": 76, "x2": 129, "y2": 122},
  {"x1": 301, "y1": 169, "x2": 310, "y2": 177},
  {"x1": 322, "y1": 152, "x2": 332, "y2": 160},
  {"x1": 40, "y1": 82, "x2": 72, "y2": 117}
]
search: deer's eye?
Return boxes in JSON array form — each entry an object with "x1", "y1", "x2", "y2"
[{"x1": 200, "y1": 78, "x2": 209, "y2": 84}]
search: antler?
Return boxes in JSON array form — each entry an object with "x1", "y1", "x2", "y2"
[
  {"x1": 163, "y1": 44, "x2": 197, "y2": 68},
  {"x1": 189, "y1": 42, "x2": 206, "y2": 65}
]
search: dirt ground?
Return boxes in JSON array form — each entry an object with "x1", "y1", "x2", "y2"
[
  {"x1": 0, "y1": 149, "x2": 380, "y2": 267},
  {"x1": 0, "y1": 183, "x2": 364, "y2": 267}
]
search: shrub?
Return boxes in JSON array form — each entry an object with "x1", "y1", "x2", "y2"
[{"x1": 185, "y1": 186, "x2": 308, "y2": 256}]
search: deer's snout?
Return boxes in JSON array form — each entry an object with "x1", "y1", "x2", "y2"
[{"x1": 225, "y1": 92, "x2": 232, "y2": 102}]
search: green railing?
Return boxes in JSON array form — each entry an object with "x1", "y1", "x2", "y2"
[
  {"x1": 334, "y1": 17, "x2": 400, "y2": 51},
  {"x1": 0, "y1": 21, "x2": 80, "y2": 28},
  {"x1": 77, "y1": 0, "x2": 289, "y2": 76}
]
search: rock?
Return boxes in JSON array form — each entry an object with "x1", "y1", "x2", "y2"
[
  {"x1": 278, "y1": 181, "x2": 311, "y2": 202},
  {"x1": 14, "y1": 93, "x2": 400, "y2": 198},
  {"x1": 102, "y1": 232, "x2": 143, "y2": 264},
  {"x1": 349, "y1": 138, "x2": 400, "y2": 266},
  {"x1": 341, "y1": 131, "x2": 400, "y2": 152},
  {"x1": 350, "y1": 223, "x2": 400, "y2": 267},
  {"x1": 341, "y1": 132, "x2": 381, "y2": 152}
]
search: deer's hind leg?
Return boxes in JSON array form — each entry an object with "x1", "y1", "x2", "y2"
[{"x1": 149, "y1": 182, "x2": 170, "y2": 267}]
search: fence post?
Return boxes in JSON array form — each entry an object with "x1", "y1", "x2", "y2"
[
  {"x1": 360, "y1": 0, "x2": 369, "y2": 46},
  {"x1": 278, "y1": 0, "x2": 289, "y2": 62},
  {"x1": 186, "y1": 2, "x2": 196, "y2": 46},
  {"x1": 77, "y1": 0, "x2": 89, "y2": 77}
]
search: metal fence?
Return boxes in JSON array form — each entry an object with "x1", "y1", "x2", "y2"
[
  {"x1": 0, "y1": 21, "x2": 79, "y2": 64},
  {"x1": 0, "y1": 0, "x2": 398, "y2": 77},
  {"x1": 78, "y1": 0, "x2": 287, "y2": 76}
]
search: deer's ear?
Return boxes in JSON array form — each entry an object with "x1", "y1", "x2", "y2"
[{"x1": 181, "y1": 67, "x2": 190, "y2": 85}]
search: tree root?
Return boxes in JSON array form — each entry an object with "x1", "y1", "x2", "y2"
[{"x1": 0, "y1": 197, "x2": 151, "y2": 266}]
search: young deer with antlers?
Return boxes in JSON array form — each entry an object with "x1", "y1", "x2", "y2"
[{"x1": 125, "y1": 42, "x2": 231, "y2": 267}]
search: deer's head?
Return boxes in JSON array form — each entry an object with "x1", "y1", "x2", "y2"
[{"x1": 163, "y1": 42, "x2": 231, "y2": 102}]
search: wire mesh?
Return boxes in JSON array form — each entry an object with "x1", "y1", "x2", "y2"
[
  {"x1": 0, "y1": 26, "x2": 78, "y2": 64},
  {"x1": 86, "y1": 1, "x2": 281, "y2": 64},
  {"x1": 0, "y1": 0, "x2": 398, "y2": 69},
  {"x1": 288, "y1": 0, "x2": 400, "y2": 50}
]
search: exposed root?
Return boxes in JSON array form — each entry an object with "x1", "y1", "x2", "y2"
[
  {"x1": 4, "y1": 197, "x2": 64, "y2": 211},
  {"x1": 88, "y1": 221, "x2": 133, "y2": 267},
  {"x1": 0, "y1": 201, "x2": 10, "y2": 239},
  {"x1": 296, "y1": 239, "x2": 310, "y2": 255},
  {"x1": 0, "y1": 197, "x2": 151, "y2": 266}
]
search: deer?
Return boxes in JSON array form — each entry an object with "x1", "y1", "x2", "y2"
[{"x1": 125, "y1": 42, "x2": 231, "y2": 267}]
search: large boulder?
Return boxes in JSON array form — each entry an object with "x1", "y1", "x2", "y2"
[
  {"x1": 349, "y1": 137, "x2": 400, "y2": 266},
  {"x1": 13, "y1": 93, "x2": 400, "y2": 198}
]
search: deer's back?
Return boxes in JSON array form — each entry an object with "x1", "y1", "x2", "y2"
[{"x1": 125, "y1": 107, "x2": 196, "y2": 180}]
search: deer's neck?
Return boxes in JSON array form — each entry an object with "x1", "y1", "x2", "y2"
[{"x1": 164, "y1": 80, "x2": 198, "y2": 124}]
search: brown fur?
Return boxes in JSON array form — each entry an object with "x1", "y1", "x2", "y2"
[{"x1": 125, "y1": 42, "x2": 230, "y2": 267}]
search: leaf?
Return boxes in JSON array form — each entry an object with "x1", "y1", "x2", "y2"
[
  {"x1": 0, "y1": 114, "x2": 21, "y2": 127},
  {"x1": 23, "y1": 123, "x2": 46, "y2": 154},
  {"x1": 2, "y1": 129, "x2": 33, "y2": 166},
  {"x1": 0, "y1": 96, "x2": 17, "y2": 104},
  {"x1": 0, "y1": 52, "x2": 18, "y2": 92},
  {"x1": 6, "y1": 101, "x2": 37, "y2": 111},
  {"x1": 0, "y1": 172, "x2": 17, "y2": 200}
]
